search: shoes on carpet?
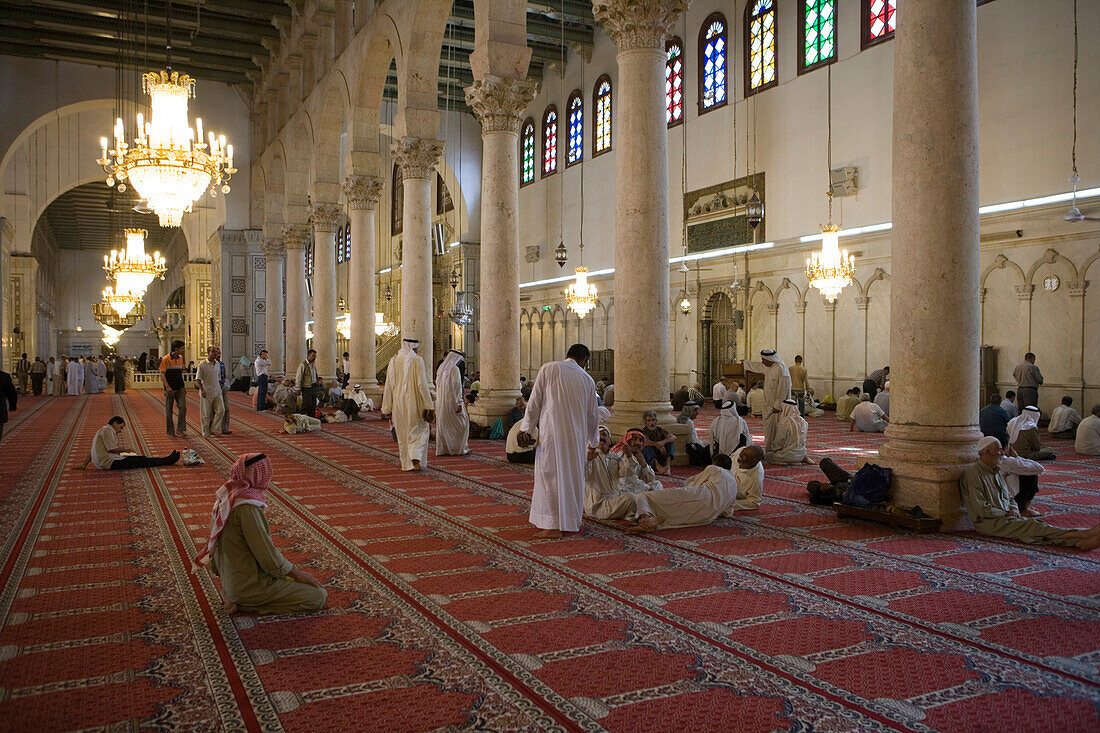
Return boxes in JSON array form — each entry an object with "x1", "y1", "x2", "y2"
[{"x1": 161, "y1": 450, "x2": 181, "y2": 466}]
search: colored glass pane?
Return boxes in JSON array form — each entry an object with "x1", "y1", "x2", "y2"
[
  {"x1": 749, "y1": 0, "x2": 777, "y2": 91},
  {"x1": 543, "y1": 108, "x2": 558, "y2": 175},
  {"x1": 595, "y1": 80, "x2": 612, "y2": 153},
  {"x1": 869, "y1": 0, "x2": 896, "y2": 40},
  {"x1": 568, "y1": 94, "x2": 583, "y2": 164},
  {"x1": 666, "y1": 41, "x2": 683, "y2": 124},
  {"x1": 804, "y1": 0, "x2": 836, "y2": 67},
  {"x1": 521, "y1": 121, "x2": 535, "y2": 184},
  {"x1": 702, "y1": 20, "x2": 726, "y2": 108}
]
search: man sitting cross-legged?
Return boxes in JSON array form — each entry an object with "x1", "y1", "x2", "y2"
[
  {"x1": 193, "y1": 453, "x2": 327, "y2": 614},
  {"x1": 710, "y1": 400, "x2": 753, "y2": 461},
  {"x1": 960, "y1": 436, "x2": 1100, "y2": 550},
  {"x1": 1008, "y1": 405, "x2": 1055, "y2": 460},
  {"x1": 626, "y1": 453, "x2": 759, "y2": 534},
  {"x1": 1047, "y1": 396, "x2": 1082, "y2": 439},
  {"x1": 765, "y1": 399, "x2": 814, "y2": 465},
  {"x1": 616, "y1": 429, "x2": 665, "y2": 494},
  {"x1": 584, "y1": 427, "x2": 636, "y2": 520},
  {"x1": 640, "y1": 410, "x2": 676, "y2": 476},
  {"x1": 850, "y1": 394, "x2": 889, "y2": 433},
  {"x1": 79, "y1": 416, "x2": 180, "y2": 470}
]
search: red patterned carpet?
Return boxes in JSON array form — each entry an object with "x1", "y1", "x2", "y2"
[{"x1": 1, "y1": 392, "x2": 1098, "y2": 731}]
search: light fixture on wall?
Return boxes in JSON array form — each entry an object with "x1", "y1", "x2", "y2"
[
  {"x1": 104, "y1": 228, "x2": 166, "y2": 297},
  {"x1": 96, "y1": 1, "x2": 234, "y2": 227},
  {"x1": 806, "y1": 67, "x2": 854, "y2": 302}
]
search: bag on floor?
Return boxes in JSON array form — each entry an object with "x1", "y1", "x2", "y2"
[
  {"x1": 181, "y1": 449, "x2": 205, "y2": 466},
  {"x1": 841, "y1": 463, "x2": 892, "y2": 508}
]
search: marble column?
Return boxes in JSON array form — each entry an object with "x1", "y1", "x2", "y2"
[
  {"x1": 464, "y1": 76, "x2": 538, "y2": 426},
  {"x1": 593, "y1": 0, "x2": 689, "y2": 456},
  {"x1": 877, "y1": 0, "x2": 981, "y2": 525},
  {"x1": 281, "y1": 224, "x2": 310, "y2": 376},
  {"x1": 343, "y1": 174, "x2": 385, "y2": 400},
  {"x1": 262, "y1": 238, "x2": 286, "y2": 376},
  {"x1": 309, "y1": 202, "x2": 342, "y2": 381},
  {"x1": 391, "y1": 137, "x2": 444, "y2": 374}
]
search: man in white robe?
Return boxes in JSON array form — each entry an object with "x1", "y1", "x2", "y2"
[
  {"x1": 83, "y1": 358, "x2": 97, "y2": 394},
  {"x1": 1076, "y1": 405, "x2": 1100, "y2": 456},
  {"x1": 742, "y1": 349, "x2": 792, "y2": 453},
  {"x1": 615, "y1": 430, "x2": 664, "y2": 494},
  {"x1": 851, "y1": 395, "x2": 889, "y2": 433},
  {"x1": 627, "y1": 454, "x2": 740, "y2": 533},
  {"x1": 519, "y1": 343, "x2": 600, "y2": 538},
  {"x1": 710, "y1": 400, "x2": 753, "y2": 459},
  {"x1": 95, "y1": 357, "x2": 108, "y2": 392},
  {"x1": 731, "y1": 445, "x2": 765, "y2": 511},
  {"x1": 765, "y1": 400, "x2": 813, "y2": 465},
  {"x1": 434, "y1": 350, "x2": 469, "y2": 456},
  {"x1": 381, "y1": 339, "x2": 435, "y2": 471},
  {"x1": 66, "y1": 358, "x2": 84, "y2": 395},
  {"x1": 584, "y1": 427, "x2": 634, "y2": 520}
]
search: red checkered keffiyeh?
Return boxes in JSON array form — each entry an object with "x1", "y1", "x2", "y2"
[
  {"x1": 610, "y1": 429, "x2": 645, "y2": 455},
  {"x1": 192, "y1": 453, "x2": 272, "y2": 572}
]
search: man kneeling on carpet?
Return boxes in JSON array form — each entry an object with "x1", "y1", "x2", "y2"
[
  {"x1": 79, "y1": 416, "x2": 180, "y2": 470},
  {"x1": 960, "y1": 436, "x2": 1100, "y2": 550},
  {"x1": 193, "y1": 453, "x2": 326, "y2": 614}
]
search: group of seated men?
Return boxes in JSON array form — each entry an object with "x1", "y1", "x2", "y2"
[{"x1": 980, "y1": 392, "x2": 1100, "y2": 459}]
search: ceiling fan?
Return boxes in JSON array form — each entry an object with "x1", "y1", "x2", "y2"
[
  {"x1": 1064, "y1": 176, "x2": 1099, "y2": 222},
  {"x1": 1063, "y1": 0, "x2": 1097, "y2": 223}
]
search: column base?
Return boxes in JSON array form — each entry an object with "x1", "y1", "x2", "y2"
[
  {"x1": 351, "y1": 377, "x2": 382, "y2": 403},
  {"x1": 606, "y1": 400, "x2": 689, "y2": 466},
  {"x1": 468, "y1": 388, "x2": 521, "y2": 428},
  {"x1": 864, "y1": 423, "x2": 983, "y2": 529}
]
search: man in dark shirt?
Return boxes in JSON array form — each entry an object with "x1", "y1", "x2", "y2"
[
  {"x1": 504, "y1": 397, "x2": 526, "y2": 434},
  {"x1": 979, "y1": 392, "x2": 1011, "y2": 446},
  {"x1": 0, "y1": 369, "x2": 17, "y2": 441},
  {"x1": 160, "y1": 340, "x2": 187, "y2": 437}
]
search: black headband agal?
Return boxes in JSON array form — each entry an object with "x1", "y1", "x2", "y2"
[{"x1": 244, "y1": 453, "x2": 267, "y2": 467}]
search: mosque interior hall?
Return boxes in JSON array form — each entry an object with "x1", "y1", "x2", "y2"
[{"x1": 1, "y1": 0, "x2": 1100, "y2": 730}]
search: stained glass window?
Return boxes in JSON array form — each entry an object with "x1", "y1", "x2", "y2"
[
  {"x1": 746, "y1": 0, "x2": 777, "y2": 95},
  {"x1": 520, "y1": 118, "x2": 535, "y2": 185},
  {"x1": 800, "y1": 1, "x2": 836, "y2": 73},
  {"x1": 542, "y1": 106, "x2": 558, "y2": 176},
  {"x1": 862, "y1": 0, "x2": 896, "y2": 48},
  {"x1": 391, "y1": 164, "x2": 402, "y2": 235},
  {"x1": 593, "y1": 76, "x2": 612, "y2": 155},
  {"x1": 699, "y1": 15, "x2": 726, "y2": 113},
  {"x1": 666, "y1": 38, "x2": 684, "y2": 126},
  {"x1": 567, "y1": 91, "x2": 583, "y2": 166},
  {"x1": 306, "y1": 241, "x2": 314, "y2": 278}
]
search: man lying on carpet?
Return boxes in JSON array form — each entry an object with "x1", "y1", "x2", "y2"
[
  {"x1": 960, "y1": 436, "x2": 1100, "y2": 550},
  {"x1": 282, "y1": 407, "x2": 322, "y2": 434},
  {"x1": 79, "y1": 416, "x2": 180, "y2": 470},
  {"x1": 626, "y1": 449, "x2": 765, "y2": 534},
  {"x1": 193, "y1": 453, "x2": 327, "y2": 614}
]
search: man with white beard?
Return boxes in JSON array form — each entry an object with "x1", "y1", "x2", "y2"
[
  {"x1": 518, "y1": 343, "x2": 600, "y2": 539},
  {"x1": 434, "y1": 350, "x2": 469, "y2": 456},
  {"x1": 742, "y1": 349, "x2": 792, "y2": 454},
  {"x1": 709, "y1": 400, "x2": 753, "y2": 460},
  {"x1": 381, "y1": 339, "x2": 435, "y2": 471}
]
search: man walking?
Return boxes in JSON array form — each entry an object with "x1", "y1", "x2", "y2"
[
  {"x1": 295, "y1": 349, "x2": 319, "y2": 417},
  {"x1": 254, "y1": 349, "x2": 271, "y2": 411},
  {"x1": 196, "y1": 346, "x2": 227, "y2": 438},
  {"x1": 1013, "y1": 352, "x2": 1044, "y2": 411},
  {"x1": 15, "y1": 353, "x2": 30, "y2": 395},
  {"x1": 380, "y1": 339, "x2": 434, "y2": 471},
  {"x1": 160, "y1": 340, "x2": 187, "y2": 437},
  {"x1": 29, "y1": 357, "x2": 47, "y2": 396},
  {"x1": 518, "y1": 343, "x2": 601, "y2": 539}
]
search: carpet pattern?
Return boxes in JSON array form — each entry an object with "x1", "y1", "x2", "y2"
[{"x1": 0, "y1": 392, "x2": 1097, "y2": 731}]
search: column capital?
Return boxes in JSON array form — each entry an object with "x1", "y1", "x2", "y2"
[
  {"x1": 1015, "y1": 284, "x2": 1034, "y2": 301},
  {"x1": 281, "y1": 223, "x2": 310, "y2": 250},
  {"x1": 286, "y1": 52, "x2": 303, "y2": 69},
  {"x1": 390, "y1": 137, "x2": 445, "y2": 180},
  {"x1": 856, "y1": 296, "x2": 870, "y2": 310},
  {"x1": 592, "y1": 0, "x2": 689, "y2": 51},
  {"x1": 262, "y1": 237, "x2": 285, "y2": 258},
  {"x1": 343, "y1": 175, "x2": 384, "y2": 211},
  {"x1": 464, "y1": 76, "x2": 539, "y2": 134},
  {"x1": 1068, "y1": 280, "x2": 1088, "y2": 298},
  {"x1": 309, "y1": 201, "x2": 343, "y2": 232}
]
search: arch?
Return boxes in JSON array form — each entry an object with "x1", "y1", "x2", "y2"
[
  {"x1": 566, "y1": 91, "x2": 584, "y2": 166},
  {"x1": 520, "y1": 117, "x2": 536, "y2": 186},
  {"x1": 593, "y1": 75, "x2": 613, "y2": 156},
  {"x1": 701, "y1": 285, "x2": 736, "y2": 318},
  {"x1": 1081, "y1": 249, "x2": 1100, "y2": 280},
  {"x1": 748, "y1": 279, "x2": 775, "y2": 308},
  {"x1": 348, "y1": 29, "x2": 395, "y2": 178},
  {"x1": 864, "y1": 266, "x2": 891, "y2": 297},
  {"x1": 393, "y1": 0, "x2": 451, "y2": 139},
  {"x1": 666, "y1": 37, "x2": 685, "y2": 126},
  {"x1": 260, "y1": 148, "x2": 286, "y2": 238},
  {"x1": 541, "y1": 105, "x2": 559, "y2": 177},
  {"x1": 281, "y1": 112, "x2": 314, "y2": 222},
  {"x1": 1025, "y1": 248, "x2": 1079, "y2": 285},
  {"x1": 980, "y1": 253, "x2": 1027, "y2": 290},
  {"x1": 775, "y1": 276, "x2": 805, "y2": 305},
  {"x1": 745, "y1": 0, "x2": 778, "y2": 96},
  {"x1": 311, "y1": 76, "x2": 352, "y2": 199}
]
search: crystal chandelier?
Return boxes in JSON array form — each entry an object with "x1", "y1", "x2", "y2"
[
  {"x1": 104, "y1": 228, "x2": 166, "y2": 297},
  {"x1": 337, "y1": 313, "x2": 351, "y2": 340},
  {"x1": 807, "y1": 69, "x2": 853, "y2": 303},
  {"x1": 93, "y1": 300, "x2": 144, "y2": 329},
  {"x1": 566, "y1": 267, "x2": 598, "y2": 318},
  {"x1": 101, "y1": 324, "x2": 123, "y2": 347},
  {"x1": 98, "y1": 71, "x2": 234, "y2": 227},
  {"x1": 103, "y1": 285, "x2": 143, "y2": 318}
]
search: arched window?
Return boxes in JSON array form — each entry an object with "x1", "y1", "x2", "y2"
[
  {"x1": 666, "y1": 38, "x2": 684, "y2": 126},
  {"x1": 861, "y1": 0, "x2": 895, "y2": 49},
  {"x1": 305, "y1": 240, "x2": 315, "y2": 278},
  {"x1": 542, "y1": 106, "x2": 558, "y2": 176},
  {"x1": 593, "y1": 75, "x2": 612, "y2": 156},
  {"x1": 567, "y1": 91, "x2": 583, "y2": 166},
  {"x1": 391, "y1": 164, "x2": 403, "y2": 235},
  {"x1": 698, "y1": 15, "x2": 727, "y2": 113},
  {"x1": 342, "y1": 223, "x2": 351, "y2": 262},
  {"x1": 799, "y1": 1, "x2": 836, "y2": 74},
  {"x1": 745, "y1": 0, "x2": 778, "y2": 95},
  {"x1": 520, "y1": 118, "x2": 535, "y2": 186},
  {"x1": 334, "y1": 225, "x2": 346, "y2": 264}
]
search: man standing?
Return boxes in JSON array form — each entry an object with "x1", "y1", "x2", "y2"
[
  {"x1": 45, "y1": 357, "x2": 57, "y2": 396},
  {"x1": 160, "y1": 341, "x2": 187, "y2": 436},
  {"x1": 1013, "y1": 353, "x2": 1043, "y2": 410},
  {"x1": 219, "y1": 356, "x2": 233, "y2": 435},
  {"x1": 789, "y1": 355, "x2": 808, "y2": 415},
  {"x1": 14, "y1": 353, "x2": 30, "y2": 395},
  {"x1": 195, "y1": 346, "x2": 227, "y2": 438},
  {"x1": 0, "y1": 368, "x2": 16, "y2": 441},
  {"x1": 339, "y1": 351, "x2": 351, "y2": 388},
  {"x1": 51, "y1": 356, "x2": 65, "y2": 395},
  {"x1": 381, "y1": 339, "x2": 434, "y2": 471},
  {"x1": 295, "y1": 349, "x2": 319, "y2": 417},
  {"x1": 29, "y1": 357, "x2": 46, "y2": 396},
  {"x1": 66, "y1": 357, "x2": 84, "y2": 396},
  {"x1": 518, "y1": 343, "x2": 600, "y2": 539},
  {"x1": 113, "y1": 356, "x2": 127, "y2": 393},
  {"x1": 742, "y1": 349, "x2": 793, "y2": 454},
  {"x1": 254, "y1": 349, "x2": 272, "y2": 411},
  {"x1": 434, "y1": 350, "x2": 469, "y2": 456}
]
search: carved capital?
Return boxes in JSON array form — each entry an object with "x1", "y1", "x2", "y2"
[
  {"x1": 823, "y1": 302, "x2": 837, "y2": 313},
  {"x1": 464, "y1": 76, "x2": 539, "y2": 134},
  {"x1": 342, "y1": 175, "x2": 384, "y2": 211},
  {"x1": 794, "y1": 302, "x2": 807, "y2": 314},
  {"x1": 1015, "y1": 284, "x2": 1034, "y2": 301},
  {"x1": 308, "y1": 201, "x2": 343, "y2": 232},
  {"x1": 856, "y1": 296, "x2": 870, "y2": 310},
  {"x1": 391, "y1": 137, "x2": 445, "y2": 180},
  {"x1": 262, "y1": 237, "x2": 285, "y2": 259},
  {"x1": 592, "y1": 0, "x2": 690, "y2": 51},
  {"x1": 281, "y1": 223, "x2": 311, "y2": 251},
  {"x1": 1068, "y1": 280, "x2": 1088, "y2": 298},
  {"x1": 766, "y1": 304, "x2": 779, "y2": 316}
]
